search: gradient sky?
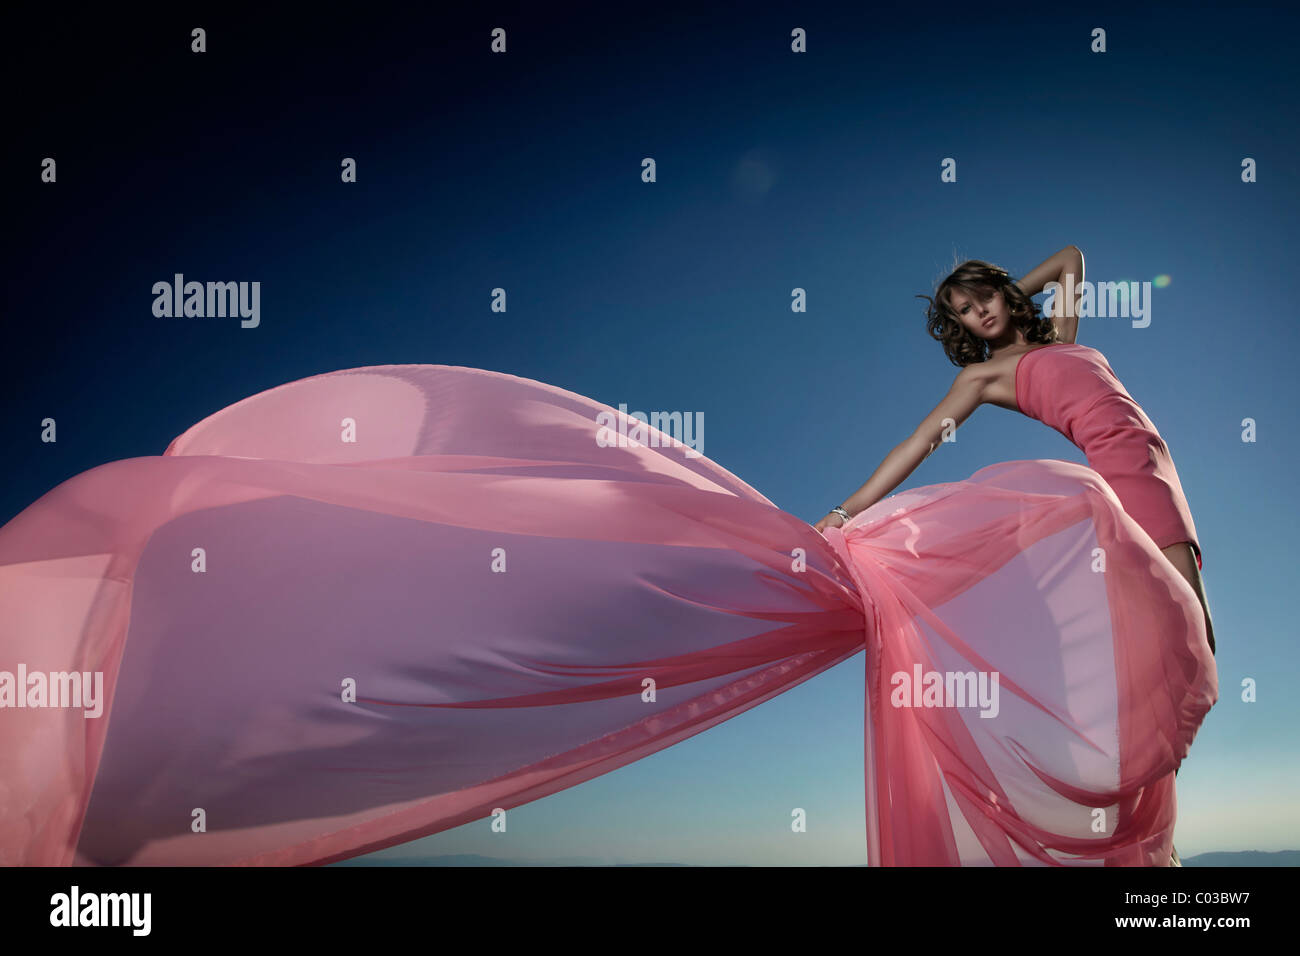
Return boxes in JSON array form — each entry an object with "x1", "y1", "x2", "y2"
[{"x1": 6, "y1": 2, "x2": 1298, "y2": 864}]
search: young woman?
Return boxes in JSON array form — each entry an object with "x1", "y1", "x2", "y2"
[
  {"x1": 815, "y1": 246, "x2": 1213, "y2": 649},
  {"x1": 814, "y1": 245, "x2": 1216, "y2": 864}
]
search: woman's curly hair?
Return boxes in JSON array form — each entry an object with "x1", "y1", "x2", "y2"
[{"x1": 918, "y1": 259, "x2": 1058, "y2": 367}]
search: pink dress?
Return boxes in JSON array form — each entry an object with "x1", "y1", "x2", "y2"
[
  {"x1": 1016, "y1": 343, "x2": 1201, "y2": 570},
  {"x1": 0, "y1": 364, "x2": 1216, "y2": 866}
]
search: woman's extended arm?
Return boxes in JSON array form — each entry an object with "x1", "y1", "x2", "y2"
[
  {"x1": 814, "y1": 367, "x2": 986, "y2": 531},
  {"x1": 1014, "y1": 244, "x2": 1085, "y2": 344}
]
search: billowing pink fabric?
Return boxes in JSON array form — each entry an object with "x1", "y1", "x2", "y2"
[{"x1": 0, "y1": 364, "x2": 1217, "y2": 866}]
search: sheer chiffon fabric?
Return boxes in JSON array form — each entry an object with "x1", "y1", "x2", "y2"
[{"x1": 0, "y1": 365, "x2": 1216, "y2": 866}]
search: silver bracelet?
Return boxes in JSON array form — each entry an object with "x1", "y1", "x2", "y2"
[{"x1": 831, "y1": 507, "x2": 853, "y2": 522}]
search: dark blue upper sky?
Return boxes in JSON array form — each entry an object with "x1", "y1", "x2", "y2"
[{"x1": 6, "y1": 1, "x2": 1297, "y2": 862}]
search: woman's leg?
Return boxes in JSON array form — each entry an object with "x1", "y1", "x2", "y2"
[
  {"x1": 1158, "y1": 541, "x2": 1211, "y2": 866},
  {"x1": 1159, "y1": 542, "x2": 1215, "y2": 656}
]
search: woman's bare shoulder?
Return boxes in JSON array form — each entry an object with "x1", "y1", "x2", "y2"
[
  {"x1": 954, "y1": 355, "x2": 1007, "y2": 386},
  {"x1": 958, "y1": 350, "x2": 1028, "y2": 410}
]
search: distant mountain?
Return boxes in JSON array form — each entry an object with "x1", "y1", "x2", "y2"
[
  {"x1": 333, "y1": 850, "x2": 1299, "y2": 867},
  {"x1": 1182, "y1": 850, "x2": 1300, "y2": 867},
  {"x1": 331, "y1": 853, "x2": 647, "y2": 867}
]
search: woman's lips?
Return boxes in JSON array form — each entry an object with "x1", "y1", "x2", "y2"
[{"x1": 982, "y1": 317, "x2": 995, "y2": 328}]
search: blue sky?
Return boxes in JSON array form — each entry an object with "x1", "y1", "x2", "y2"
[{"x1": 6, "y1": 2, "x2": 1297, "y2": 863}]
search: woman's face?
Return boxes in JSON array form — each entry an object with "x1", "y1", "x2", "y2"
[{"x1": 948, "y1": 286, "x2": 1010, "y2": 341}]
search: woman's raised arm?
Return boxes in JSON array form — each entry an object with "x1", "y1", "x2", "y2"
[
  {"x1": 1014, "y1": 244, "x2": 1085, "y2": 344},
  {"x1": 815, "y1": 367, "x2": 986, "y2": 531}
]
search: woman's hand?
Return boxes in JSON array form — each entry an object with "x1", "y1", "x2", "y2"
[{"x1": 813, "y1": 511, "x2": 846, "y2": 534}]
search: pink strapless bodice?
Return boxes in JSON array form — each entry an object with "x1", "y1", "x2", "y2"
[
  {"x1": 1015, "y1": 343, "x2": 1200, "y2": 566},
  {"x1": 1016, "y1": 344, "x2": 1143, "y2": 440}
]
